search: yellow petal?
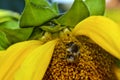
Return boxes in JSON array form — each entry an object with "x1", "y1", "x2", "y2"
[
  {"x1": 15, "y1": 39, "x2": 57, "y2": 80},
  {"x1": 0, "y1": 50, "x2": 6, "y2": 58},
  {"x1": 114, "y1": 66, "x2": 120, "y2": 80},
  {"x1": 72, "y1": 16, "x2": 120, "y2": 60},
  {"x1": 0, "y1": 50, "x2": 6, "y2": 64},
  {"x1": 0, "y1": 40, "x2": 42, "y2": 80}
]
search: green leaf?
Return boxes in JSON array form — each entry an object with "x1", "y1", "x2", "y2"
[
  {"x1": 28, "y1": 27, "x2": 44, "y2": 40},
  {"x1": 116, "y1": 59, "x2": 120, "y2": 68},
  {"x1": 56, "y1": 0, "x2": 89, "y2": 27},
  {"x1": 0, "y1": 20, "x2": 19, "y2": 29},
  {"x1": 84, "y1": 0, "x2": 105, "y2": 15},
  {"x1": 0, "y1": 46, "x2": 4, "y2": 50},
  {"x1": 0, "y1": 17, "x2": 13, "y2": 23},
  {"x1": 0, "y1": 9, "x2": 20, "y2": 29},
  {"x1": 40, "y1": 25, "x2": 65, "y2": 33},
  {"x1": 29, "y1": 0, "x2": 50, "y2": 7},
  {"x1": 0, "y1": 28, "x2": 33, "y2": 44},
  {"x1": 0, "y1": 31, "x2": 11, "y2": 50},
  {"x1": 0, "y1": 9, "x2": 20, "y2": 19},
  {"x1": 51, "y1": 2, "x2": 59, "y2": 14},
  {"x1": 20, "y1": 0, "x2": 59, "y2": 27}
]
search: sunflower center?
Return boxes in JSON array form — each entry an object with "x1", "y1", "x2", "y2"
[{"x1": 43, "y1": 32, "x2": 117, "y2": 80}]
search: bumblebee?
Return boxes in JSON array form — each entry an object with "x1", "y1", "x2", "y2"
[{"x1": 65, "y1": 42, "x2": 80, "y2": 63}]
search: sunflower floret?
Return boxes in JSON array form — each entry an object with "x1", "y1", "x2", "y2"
[{"x1": 43, "y1": 31, "x2": 117, "y2": 80}]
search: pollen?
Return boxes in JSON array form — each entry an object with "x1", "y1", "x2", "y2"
[{"x1": 43, "y1": 34, "x2": 117, "y2": 80}]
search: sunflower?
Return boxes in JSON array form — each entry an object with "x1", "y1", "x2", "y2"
[
  {"x1": 0, "y1": 16, "x2": 120, "y2": 80},
  {"x1": 0, "y1": 0, "x2": 120, "y2": 80}
]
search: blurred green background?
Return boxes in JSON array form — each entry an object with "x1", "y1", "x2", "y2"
[
  {"x1": 105, "y1": 0, "x2": 120, "y2": 25},
  {"x1": 0, "y1": 0, "x2": 120, "y2": 25},
  {"x1": 106, "y1": 9, "x2": 120, "y2": 25}
]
